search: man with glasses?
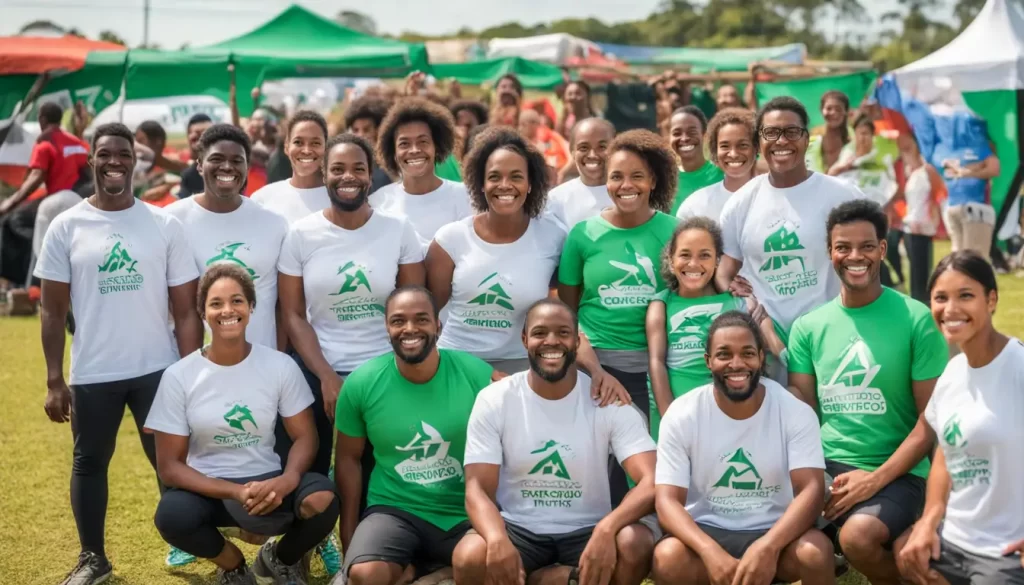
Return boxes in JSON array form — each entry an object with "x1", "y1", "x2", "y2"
[{"x1": 714, "y1": 97, "x2": 865, "y2": 383}]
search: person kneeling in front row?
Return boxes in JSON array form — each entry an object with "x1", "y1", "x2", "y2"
[
  {"x1": 653, "y1": 311, "x2": 835, "y2": 585},
  {"x1": 453, "y1": 299, "x2": 658, "y2": 585},
  {"x1": 146, "y1": 265, "x2": 340, "y2": 585}
]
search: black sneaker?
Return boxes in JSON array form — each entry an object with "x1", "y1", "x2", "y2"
[
  {"x1": 59, "y1": 551, "x2": 112, "y2": 585},
  {"x1": 253, "y1": 541, "x2": 308, "y2": 585},
  {"x1": 218, "y1": 564, "x2": 257, "y2": 585}
]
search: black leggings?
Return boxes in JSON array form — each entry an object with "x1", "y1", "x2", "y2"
[
  {"x1": 154, "y1": 471, "x2": 339, "y2": 565},
  {"x1": 70, "y1": 370, "x2": 164, "y2": 557},
  {"x1": 903, "y1": 233, "x2": 933, "y2": 304},
  {"x1": 603, "y1": 366, "x2": 649, "y2": 507}
]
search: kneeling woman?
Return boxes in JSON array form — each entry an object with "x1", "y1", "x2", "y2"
[{"x1": 146, "y1": 265, "x2": 339, "y2": 585}]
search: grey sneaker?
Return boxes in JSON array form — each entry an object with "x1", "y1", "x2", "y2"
[
  {"x1": 60, "y1": 552, "x2": 112, "y2": 585},
  {"x1": 253, "y1": 541, "x2": 308, "y2": 585},
  {"x1": 218, "y1": 565, "x2": 257, "y2": 585}
]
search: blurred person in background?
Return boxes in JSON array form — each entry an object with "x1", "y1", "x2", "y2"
[
  {"x1": 345, "y1": 95, "x2": 394, "y2": 194},
  {"x1": 519, "y1": 108, "x2": 570, "y2": 185},
  {"x1": 134, "y1": 121, "x2": 177, "y2": 207},
  {"x1": 940, "y1": 135, "x2": 1000, "y2": 262},
  {"x1": 450, "y1": 99, "x2": 489, "y2": 159},
  {"x1": 558, "y1": 80, "x2": 598, "y2": 140},
  {"x1": 490, "y1": 73, "x2": 523, "y2": 127},
  {"x1": 807, "y1": 91, "x2": 851, "y2": 174},
  {"x1": 174, "y1": 114, "x2": 214, "y2": 199},
  {"x1": 892, "y1": 131, "x2": 946, "y2": 303}
]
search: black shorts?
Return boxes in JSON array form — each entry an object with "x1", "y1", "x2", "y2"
[
  {"x1": 932, "y1": 538, "x2": 1024, "y2": 585},
  {"x1": 696, "y1": 523, "x2": 769, "y2": 559},
  {"x1": 505, "y1": 522, "x2": 595, "y2": 574},
  {"x1": 342, "y1": 506, "x2": 470, "y2": 577},
  {"x1": 826, "y1": 460, "x2": 924, "y2": 544}
]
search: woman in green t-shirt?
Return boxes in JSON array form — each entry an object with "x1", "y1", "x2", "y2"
[
  {"x1": 668, "y1": 105, "x2": 724, "y2": 215},
  {"x1": 645, "y1": 217, "x2": 785, "y2": 439}
]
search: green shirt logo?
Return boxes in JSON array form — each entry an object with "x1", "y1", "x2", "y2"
[
  {"x1": 332, "y1": 261, "x2": 372, "y2": 295},
  {"x1": 528, "y1": 440, "x2": 572, "y2": 480},
  {"x1": 206, "y1": 242, "x2": 259, "y2": 280},
  {"x1": 942, "y1": 415, "x2": 967, "y2": 448},
  {"x1": 97, "y1": 236, "x2": 145, "y2": 294},
  {"x1": 394, "y1": 421, "x2": 465, "y2": 486},
  {"x1": 469, "y1": 272, "x2": 514, "y2": 310},
  {"x1": 760, "y1": 224, "x2": 806, "y2": 273},
  {"x1": 98, "y1": 240, "x2": 138, "y2": 274},
  {"x1": 819, "y1": 339, "x2": 887, "y2": 416},
  {"x1": 713, "y1": 448, "x2": 764, "y2": 490},
  {"x1": 598, "y1": 242, "x2": 658, "y2": 309}
]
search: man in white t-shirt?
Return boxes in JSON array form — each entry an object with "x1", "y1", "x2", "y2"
[
  {"x1": 545, "y1": 118, "x2": 614, "y2": 230},
  {"x1": 454, "y1": 299, "x2": 658, "y2": 585},
  {"x1": 34, "y1": 123, "x2": 202, "y2": 585},
  {"x1": 166, "y1": 124, "x2": 289, "y2": 350},
  {"x1": 652, "y1": 311, "x2": 833, "y2": 585}
]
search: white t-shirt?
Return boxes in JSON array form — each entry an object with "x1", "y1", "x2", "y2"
[
  {"x1": 251, "y1": 180, "x2": 331, "y2": 226},
  {"x1": 677, "y1": 181, "x2": 733, "y2": 222},
  {"x1": 655, "y1": 379, "x2": 824, "y2": 531},
  {"x1": 464, "y1": 371, "x2": 656, "y2": 534},
  {"x1": 902, "y1": 166, "x2": 939, "y2": 236},
  {"x1": 34, "y1": 200, "x2": 199, "y2": 385},
  {"x1": 719, "y1": 173, "x2": 863, "y2": 331},
  {"x1": 165, "y1": 197, "x2": 289, "y2": 348},
  {"x1": 278, "y1": 211, "x2": 423, "y2": 372},
  {"x1": 369, "y1": 179, "x2": 473, "y2": 248},
  {"x1": 144, "y1": 345, "x2": 314, "y2": 479},
  {"x1": 924, "y1": 338, "x2": 1024, "y2": 558},
  {"x1": 435, "y1": 216, "x2": 566, "y2": 360},
  {"x1": 545, "y1": 178, "x2": 612, "y2": 230}
]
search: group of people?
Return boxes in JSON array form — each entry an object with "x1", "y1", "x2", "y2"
[{"x1": 18, "y1": 73, "x2": 1021, "y2": 585}]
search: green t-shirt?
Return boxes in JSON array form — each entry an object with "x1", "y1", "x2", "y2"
[
  {"x1": 788, "y1": 288, "x2": 948, "y2": 478},
  {"x1": 671, "y1": 161, "x2": 724, "y2": 215},
  {"x1": 435, "y1": 155, "x2": 462, "y2": 182},
  {"x1": 334, "y1": 349, "x2": 493, "y2": 529},
  {"x1": 558, "y1": 212, "x2": 678, "y2": 351}
]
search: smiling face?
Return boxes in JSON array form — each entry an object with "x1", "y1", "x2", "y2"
[
  {"x1": 287, "y1": 121, "x2": 326, "y2": 179},
  {"x1": 204, "y1": 277, "x2": 252, "y2": 343},
  {"x1": 93, "y1": 135, "x2": 136, "y2": 197},
  {"x1": 524, "y1": 304, "x2": 579, "y2": 383},
  {"x1": 670, "y1": 112, "x2": 705, "y2": 165},
  {"x1": 573, "y1": 120, "x2": 613, "y2": 185},
  {"x1": 395, "y1": 121, "x2": 436, "y2": 179},
  {"x1": 930, "y1": 269, "x2": 998, "y2": 345},
  {"x1": 759, "y1": 109, "x2": 809, "y2": 176},
  {"x1": 483, "y1": 147, "x2": 529, "y2": 216},
  {"x1": 497, "y1": 78, "x2": 520, "y2": 106},
  {"x1": 349, "y1": 117, "x2": 379, "y2": 145},
  {"x1": 325, "y1": 142, "x2": 371, "y2": 212},
  {"x1": 830, "y1": 220, "x2": 885, "y2": 292},
  {"x1": 672, "y1": 228, "x2": 718, "y2": 294},
  {"x1": 607, "y1": 150, "x2": 654, "y2": 215},
  {"x1": 201, "y1": 140, "x2": 248, "y2": 200},
  {"x1": 715, "y1": 123, "x2": 756, "y2": 179},
  {"x1": 387, "y1": 290, "x2": 440, "y2": 365},
  {"x1": 822, "y1": 97, "x2": 848, "y2": 130},
  {"x1": 716, "y1": 85, "x2": 741, "y2": 109},
  {"x1": 707, "y1": 326, "x2": 764, "y2": 403},
  {"x1": 564, "y1": 83, "x2": 587, "y2": 110},
  {"x1": 854, "y1": 123, "x2": 874, "y2": 153}
]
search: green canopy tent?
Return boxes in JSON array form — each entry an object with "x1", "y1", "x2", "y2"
[
  {"x1": 755, "y1": 70, "x2": 879, "y2": 128},
  {"x1": 430, "y1": 57, "x2": 566, "y2": 90}
]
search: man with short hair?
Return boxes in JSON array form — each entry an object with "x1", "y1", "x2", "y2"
[
  {"x1": 652, "y1": 311, "x2": 833, "y2": 585},
  {"x1": 174, "y1": 114, "x2": 215, "y2": 198},
  {"x1": 788, "y1": 199, "x2": 949, "y2": 585},
  {"x1": 333, "y1": 286, "x2": 494, "y2": 585},
  {"x1": 453, "y1": 299, "x2": 657, "y2": 585},
  {"x1": 344, "y1": 95, "x2": 393, "y2": 194}
]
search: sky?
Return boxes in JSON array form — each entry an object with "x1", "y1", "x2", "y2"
[{"x1": 3, "y1": 0, "x2": 956, "y2": 49}]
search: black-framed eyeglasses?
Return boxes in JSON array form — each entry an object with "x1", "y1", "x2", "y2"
[{"x1": 760, "y1": 126, "x2": 808, "y2": 141}]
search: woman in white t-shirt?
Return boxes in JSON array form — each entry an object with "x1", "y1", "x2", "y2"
[
  {"x1": 545, "y1": 117, "x2": 615, "y2": 229},
  {"x1": 147, "y1": 264, "x2": 339, "y2": 585},
  {"x1": 369, "y1": 98, "x2": 473, "y2": 248},
  {"x1": 251, "y1": 111, "x2": 331, "y2": 225},
  {"x1": 677, "y1": 108, "x2": 757, "y2": 222},
  {"x1": 899, "y1": 251, "x2": 1024, "y2": 585},
  {"x1": 278, "y1": 134, "x2": 425, "y2": 477}
]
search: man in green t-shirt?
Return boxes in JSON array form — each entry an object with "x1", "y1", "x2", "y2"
[
  {"x1": 787, "y1": 200, "x2": 948, "y2": 585},
  {"x1": 333, "y1": 286, "x2": 494, "y2": 585}
]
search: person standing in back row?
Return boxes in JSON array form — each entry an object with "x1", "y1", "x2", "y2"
[
  {"x1": 668, "y1": 106, "x2": 723, "y2": 216},
  {"x1": 251, "y1": 111, "x2": 332, "y2": 225},
  {"x1": 35, "y1": 123, "x2": 202, "y2": 585},
  {"x1": 545, "y1": 118, "x2": 616, "y2": 230}
]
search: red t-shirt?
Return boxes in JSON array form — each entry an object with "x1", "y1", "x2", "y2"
[{"x1": 28, "y1": 129, "x2": 89, "y2": 201}]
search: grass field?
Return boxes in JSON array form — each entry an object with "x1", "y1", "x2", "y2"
[{"x1": 3, "y1": 242, "x2": 1023, "y2": 585}]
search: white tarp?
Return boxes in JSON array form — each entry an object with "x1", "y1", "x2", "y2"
[
  {"x1": 486, "y1": 33, "x2": 601, "y2": 65},
  {"x1": 893, "y1": 0, "x2": 1024, "y2": 104}
]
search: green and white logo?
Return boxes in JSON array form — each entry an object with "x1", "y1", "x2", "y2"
[
  {"x1": 758, "y1": 220, "x2": 818, "y2": 297},
  {"x1": 942, "y1": 413, "x2": 992, "y2": 491},
  {"x1": 598, "y1": 242, "x2": 658, "y2": 309},
  {"x1": 707, "y1": 448, "x2": 782, "y2": 515},
  {"x1": 942, "y1": 415, "x2": 967, "y2": 448},
  {"x1": 458, "y1": 272, "x2": 516, "y2": 329},
  {"x1": 97, "y1": 235, "x2": 144, "y2": 294},
  {"x1": 713, "y1": 448, "x2": 764, "y2": 490},
  {"x1": 819, "y1": 339, "x2": 887, "y2": 416},
  {"x1": 470, "y1": 272, "x2": 514, "y2": 310},
  {"x1": 521, "y1": 440, "x2": 583, "y2": 509},
  {"x1": 224, "y1": 404, "x2": 258, "y2": 432},
  {"x1": 529, "y1": 440, "x2": 572, "y2": 480},
  {"x1": 329, "y1": 261, "x2": 383, "y2": 322},
  {"x1": 666, "y1": 303, "x2": 724, "y2": 369},
  {"x1": 206, "y1": 242, "x2": 259, "y2": 280},
  {"x1": 331, "y1": 261, "x2": 372, "y2": 295},
  {"x1": 394, "y1": 421, "x2": 464, "y2": 486},
  {"x1": 214, "y1": 403, "x2": 261, "y2": 448},
  {"x1": 760, "y1": 223, "x2": 806, "y2": 273}
]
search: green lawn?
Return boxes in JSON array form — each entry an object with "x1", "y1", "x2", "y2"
[{"x1": 3, "y1": 242, "x2": 1022, "y2": 584}]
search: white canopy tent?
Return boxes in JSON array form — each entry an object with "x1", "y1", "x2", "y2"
[{"x1": 486, "y1": 33, "x2": 601, "y2": 65}]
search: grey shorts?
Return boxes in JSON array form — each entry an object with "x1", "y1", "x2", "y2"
[
  {"x1": 932, "y1": 538, "x2": 1024, "y2": 585},
  {"x1": 505, "y1": 516, "x2": 661, "y2": 575},
  {"x1": 696, "y1": 523, "x2": 769, "y2": 559},
  {"x1": 342, "y1": 506, "x2": 471, "y2": 577},
  {"x1": 826, "y1": 460, "x2": 924, "y2": 544}
]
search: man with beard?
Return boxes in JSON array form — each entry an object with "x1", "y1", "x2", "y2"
[
  {"x1": 332, "y1": 286, "x2": 493, "y2": 585},
  {"x1": 454, "y1": 299, "x2": 658, "y2": 585},
  {"x1": 652, "y1": 311, "x2": 833, "y2": 585},
  {"x1": 787, "y1": 199, "x2": 948, "y2": 585},
  {"x1": 34, "y1": 123, "x2": 202, "y2": 585}
]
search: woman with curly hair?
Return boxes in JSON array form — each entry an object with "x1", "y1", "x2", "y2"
[
  {"x1": 677, "y1": 107, "x2": 758, "y2": 221},
  {"x1": 371, "y1": 98, "x2": 473, "y2": 249}
]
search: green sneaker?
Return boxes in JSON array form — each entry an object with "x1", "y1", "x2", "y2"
[
  {"x1": 165, "y1": 546, "x2": 197, "y2": 567},
  {"x1": 316, "y1": 533, "x2": 342, "y2": 576}
]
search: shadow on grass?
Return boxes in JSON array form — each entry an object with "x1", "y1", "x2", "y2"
[{"x1": 108, "y1": 569, "x2": 218, "y2": 585}]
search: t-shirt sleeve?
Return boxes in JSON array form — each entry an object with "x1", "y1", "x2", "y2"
[
  {"x1": 278, "y1": 357, "x2": 314, "y2": 418},
  {"x1": 277, "y1": 227, "x2": 304, "y2": 277},
  {"x1": 144, "y1": 368, "x2": 190, "y2": 436},
  {"x1": 718, "y1": 194, "x2": 744, "y2": 260},
  {"x1": 786, "y1": 317, "x2": 815, "y2": 376},
  {"x1": 33, "y1": 217, "x2": 71, "y2": 283},
  {"x1": 676, "y1": 191, "x2": 699, "y2": 220},
  {"x1": 785, "y1": 397, "x2": 825, "y2": 471},
  {"x1": 463, "y1": 388, "x2": 504, "y2": 466},
  {"x1": 557, "y1": 224, "x2": 585, "y2": 286},
  {"x1": 911, "y1": 307, "x2": 949, "y2": 381},
  {"x1": 164, "y1": 215, "x2": 200, "y2": 287},
  {"x1": 655, "y1": 402, "x2": 693, "y2": 488},
  {"x1": 432, "y1": 219, "x2": 462, "y2": 259},
  {"x1": 28, "y1": 141, "x2": 56, "y2": 171},
  {"x1": 454, "y1": 182, "x2": 473, "y2": 219},
  {"x1": 608, "y1": 404, "x2": 657, "y2": 465},
  {"x1": 398, "y1": 218, "x2": 426, "y2": 264},
  {"x1": 334, "y1": 370, "x2": 366, "y2": 437}
]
